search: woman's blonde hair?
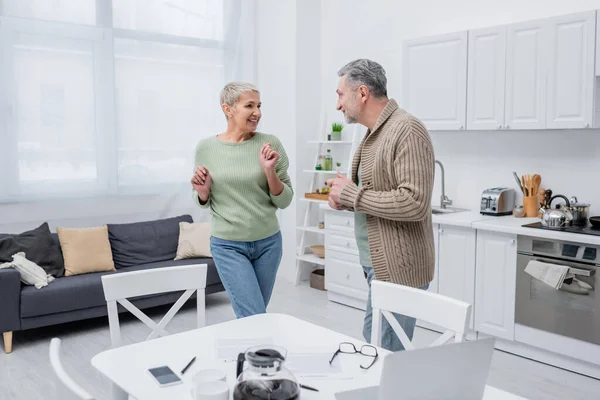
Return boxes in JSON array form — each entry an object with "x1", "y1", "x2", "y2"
[{"x1": 220, "y1": 82, "x2": 260, "y2": 113}]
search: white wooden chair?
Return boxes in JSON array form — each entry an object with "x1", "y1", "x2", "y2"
[
  {"x1": 101, "y1": 264, "x2": 207, "y2": 348},
  {"x1": 49, "y1": 338, "x2": 95, "y2": 400},
  {"x1": 370, "y1": 280, "x2": 472, "y2": 350}
]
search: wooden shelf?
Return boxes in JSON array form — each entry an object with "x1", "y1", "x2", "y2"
[{"x1": 296, "y1": 253, "x2": 326, "y2": 266}]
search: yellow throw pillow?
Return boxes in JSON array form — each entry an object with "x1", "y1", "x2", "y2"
[
  {"x1": 175, "y1": 222, "x2": 212, "y2": 260},
  {"x1": 57, "y1": 226, "x2": 116, "y2": 276}
]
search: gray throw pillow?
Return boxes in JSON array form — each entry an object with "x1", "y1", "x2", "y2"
[
  {"x1": 0, "y1": 222, "x2": 65, "y2": 277},
  {"x1": 107, "y1": 215, "x2": 193, "y2": 269}
]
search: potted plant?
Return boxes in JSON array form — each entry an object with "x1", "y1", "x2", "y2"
[
  {"x1": 331, "y1": 122, "x2": 343, "y2": 141},
  {"x1": 335, "y1": 162, "x2": 343, "y2": 172}
]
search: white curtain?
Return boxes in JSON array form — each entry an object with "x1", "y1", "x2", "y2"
[{"x1": 0, "y1": 0, "x2": 255, "y2": 202}]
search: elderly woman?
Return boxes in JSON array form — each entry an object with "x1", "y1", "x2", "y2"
[{"x1": 190, "y1": 82, "x2": 293, "y2": 318}]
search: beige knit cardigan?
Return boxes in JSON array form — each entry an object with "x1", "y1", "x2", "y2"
[{"x1": 340, "y1": 99, "x2": 435, "y2": 288}]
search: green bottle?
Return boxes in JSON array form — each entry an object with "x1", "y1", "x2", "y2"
[{"x1": 324, "y1": 149, "x2": 333, "y2": 171}]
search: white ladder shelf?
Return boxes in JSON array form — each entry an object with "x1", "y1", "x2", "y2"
[{"x1": 294, "y1": 122, "x2": 361, "y2": 286}]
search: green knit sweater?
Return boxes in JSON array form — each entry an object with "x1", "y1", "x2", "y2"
[{"x1": 192, "y1": 132, "x2": 293, "y2": 242}]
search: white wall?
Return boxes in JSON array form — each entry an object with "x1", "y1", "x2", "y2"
[
  {"x1": 255, "y1": 0, "x2": 298, "y2": 283},
  {"x1": 255, "y1": 0, "x2": 325, "y2": 283},
  {"x1": 320, "y1": 0, "x2": 600, "y2": 215}
]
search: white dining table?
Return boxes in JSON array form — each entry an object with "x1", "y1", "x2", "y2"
[{"x1": 92, "y1": 313, "x2": 526, "y2": 400}]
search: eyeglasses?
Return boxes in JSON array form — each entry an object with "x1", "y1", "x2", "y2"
[{"x1": 329, "y1": 342, "x2": 378, "y2": 370}]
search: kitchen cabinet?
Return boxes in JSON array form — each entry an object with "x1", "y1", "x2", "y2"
[
  {"x1": 404, "y1": 10, "x2": 600, "y2": 131},
  {"x1": 474, "y1": 230, "x2": 517, "y2": 340},
  {"x1": 402, "y1": 31, "x2": 468, "y2": 130},
  {"x1": 437, "y1": 225, "x2": 476, "y2": 328},
  {"x1": 505, "y1": 19, "x2": 547, "y2": 130},
  {"x1": 467, "y1": 27, "x2": 507, "y2": 130},
  {"x1": 324, "y1": 210, "x2": 368, "y2": 310},
  {"x1": 416, "y1": 224, "x2": 442, "y2": 332},
  {"x1": 546, "y1": 11, "x2": 596, "y2": 129}
]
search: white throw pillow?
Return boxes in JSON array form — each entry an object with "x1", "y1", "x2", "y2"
[
  {"x1": 174, "y1": 222, "x2": 212, "y2": 260},
  {"x1": 0, "y1": 252, "x2": 55, "y2": 289}
]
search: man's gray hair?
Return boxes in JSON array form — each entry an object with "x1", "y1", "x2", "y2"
[
  {"x1": 337, "y1": 59, "x2": 387, "y2": 98},
  {"x1": 220, "y1": 81, "x2": 260, "y2": 108}
]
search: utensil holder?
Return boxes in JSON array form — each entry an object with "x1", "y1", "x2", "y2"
[{"x1": 523, "y1": 195, "x2": 539, "y2": 217}]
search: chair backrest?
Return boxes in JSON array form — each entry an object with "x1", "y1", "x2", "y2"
[
  {"x1": 370, "y1": 280, "x2": 472, "y2": 350},
  {"x1": 101, "y1": 264, "x2": 208, "y2": 348},
  {"x1": 49, "y1": 338, "x2": 95, "y2": 400}
]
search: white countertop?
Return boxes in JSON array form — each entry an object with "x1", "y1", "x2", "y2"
[
  {"x1": 321, "y1": 204, "x2": 600, "y2": 246},
  {"x1": 431, "y1": 211, "x2": 489, "y2": 228},
  {"x1": 472, "y1": 215, "x2": 600, "y2": 246}
]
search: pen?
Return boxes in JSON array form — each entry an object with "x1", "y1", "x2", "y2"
[
  {"x1": 300, "y1": 383, "x2": 319, "y2": 392},
  {"x1": 181, "y1": 356, "x2": 196, "y2": 375}
]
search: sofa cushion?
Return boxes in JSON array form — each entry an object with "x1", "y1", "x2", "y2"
[
  {"x1": 0, "y1": 222, "x2": 65, "y2": 277},
  {"x1": 20, "y1": 257, "x2": 216, "y2": 318},
  {"x1": 58, "y1": 225, "x2": 116, "y2": 276},
  {"x1": 108, "y1": 215, "x2": 193, "y2": 269},
  {"x1": 175, "y1": 222, "x2": 212, "y2": 260}
]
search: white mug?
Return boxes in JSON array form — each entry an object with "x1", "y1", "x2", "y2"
[
  {"x1": 192, "y1": 380, "x2": 229, "y2": 400},
  {"x1": 193, "y1": 369, "x2": 227, "y2": 385}
]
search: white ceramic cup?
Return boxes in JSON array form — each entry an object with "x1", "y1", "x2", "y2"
[
  {"x1": 192, "y1": 380, "x2": 229, "y2": 400},
  {"x1": 192, "y1": 369, "x2": 227, "y2": 384}
]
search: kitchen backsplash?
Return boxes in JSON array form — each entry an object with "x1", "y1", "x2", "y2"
[{"x1": 430, "y1": 129, "x2": 600, "y2": 216}]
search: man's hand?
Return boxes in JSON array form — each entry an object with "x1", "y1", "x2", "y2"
[{"x1": 326, "y1": 172, "x2": 353, "y2": 210}]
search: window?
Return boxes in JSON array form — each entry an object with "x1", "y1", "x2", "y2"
[
  {"x1": 113, "y1": 0, "x2": 224, "y2": 40},
  {"x1": 113, "y1": 39, "x2": 225, "y2": 186},
  {"x1": 3, "y1": 0, "x2": 97, "y2": 26},
  {"x1": 0, "y1": 0, "x2": 253, "y2": 202}
]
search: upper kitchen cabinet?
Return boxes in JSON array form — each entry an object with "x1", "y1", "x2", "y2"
[
  {"x1": 546, "y1": 11, "x2": 595, "y2": 129},
  {"x1": 505, "y1": 20, "x2": 547, "y2": 130},
  {"x1": 467, "y1": 27, "x2": 507, "y2": 130},
  {"x1": 402, "y1": 31, "x2": 468, "y2": 130}
]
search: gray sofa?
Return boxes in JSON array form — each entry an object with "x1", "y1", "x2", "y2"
[{"x1": 0, "y1": 215, "x2": 223, "y2": 354}]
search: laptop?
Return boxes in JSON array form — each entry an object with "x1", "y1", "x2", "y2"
[{"x1": 335, "y1": 338, "x2": 495, "y2": 400}]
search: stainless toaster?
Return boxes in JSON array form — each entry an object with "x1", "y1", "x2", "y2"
[{"x1": 480, "y1": 188, "x2": 516, "y2": 216}]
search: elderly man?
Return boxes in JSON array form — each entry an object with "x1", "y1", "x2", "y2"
[{"x1": 326, "y1": 59, "x2": 435, "y2": 351}]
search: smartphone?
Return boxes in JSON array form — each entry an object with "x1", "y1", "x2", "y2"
[{"x1": 147, "y1": 366, "x2": 182, "y2": 387}]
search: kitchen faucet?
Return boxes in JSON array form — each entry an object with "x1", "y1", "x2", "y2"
[{"x1": 435, "y1": 160, "x2": 453, "y2": 209}]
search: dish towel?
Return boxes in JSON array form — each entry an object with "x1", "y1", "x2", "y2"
[{"x1": 524, "y1": 260, "x2": 570, "y2": 289}]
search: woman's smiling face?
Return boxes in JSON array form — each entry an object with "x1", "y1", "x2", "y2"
[{"x1": 230, "y1": 91, "x2": 262, "y2": 132}]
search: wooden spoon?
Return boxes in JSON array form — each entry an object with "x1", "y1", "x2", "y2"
[
  {"x1": 533, "y1": 174, "x2": 542, "y2": 196},
  {"x1": 522, "y1": 175, "x2": 528, "y2": 196}
]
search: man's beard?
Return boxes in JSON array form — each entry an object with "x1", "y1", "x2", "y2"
[{"x1": 344, "y1": 113, "x2": 357, "y2": 124}]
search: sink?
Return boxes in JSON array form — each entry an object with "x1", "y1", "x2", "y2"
[{"x1": 431, "y1": 206, "x2": 470, "y2": 215}]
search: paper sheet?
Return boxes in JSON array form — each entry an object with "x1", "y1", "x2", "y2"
[{"x1": 287, "y1": 353, "x2": 351, "y2": 380}]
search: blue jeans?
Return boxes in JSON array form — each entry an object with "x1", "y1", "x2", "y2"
[
  {"x1": 362, "y1": 266, "x2": 429, "y2": 352},
  {"x1": 210, "y1": 232, "x2": 282, "y2": 318}
]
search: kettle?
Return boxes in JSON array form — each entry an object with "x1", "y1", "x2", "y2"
[
  {"x1": 234, "y1": 345, "x2": 300, "y2": 400},
  {"x1": 540, "y1": 195, "x2": 573, "y2": 228}
]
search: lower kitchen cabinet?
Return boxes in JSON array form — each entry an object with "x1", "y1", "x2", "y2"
[
  {"x1": 437, "y1": 225, "x2": 477, "y2": 329},
  {"x1": 474, "y1": 230, "x2": 517, "y2": 340},
  {"x1": 324, "y1": 210, "x2": 368, "y2": 310}
]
